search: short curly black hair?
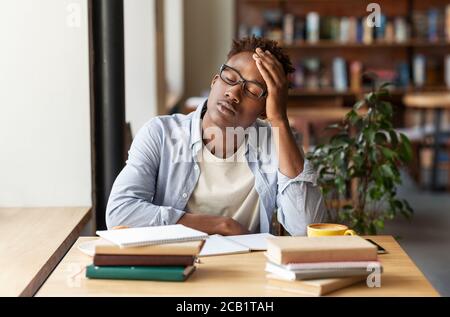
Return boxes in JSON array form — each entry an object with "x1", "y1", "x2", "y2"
[{"x1": 227, "y1": 36, "x2": 295, "y2": 75}]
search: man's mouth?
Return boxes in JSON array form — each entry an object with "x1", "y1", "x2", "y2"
[{"x1": 217, "y1": 100, "x2": 237, "y2": 116}]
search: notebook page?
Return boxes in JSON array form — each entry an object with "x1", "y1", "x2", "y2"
[
  {"x1": 199, "y1": 235, "x2": 250, "y2": 257},
  {"x1": 226, "y1": 233, "x2": 274, "y2": 250}
]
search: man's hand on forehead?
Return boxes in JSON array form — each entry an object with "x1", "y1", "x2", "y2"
[{"x1": 252, "y1": 47, "x2": 289, "y2": 123}]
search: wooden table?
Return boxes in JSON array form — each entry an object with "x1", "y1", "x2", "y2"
[
  {"x1": 0, "y1": 207, "x2": 91, "y2": 297},
  {"x1": 36, "y1": 236, "x2": 438, "y2": 297}
]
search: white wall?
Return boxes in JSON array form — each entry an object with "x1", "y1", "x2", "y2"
[
  {"x1": 183, "y1": 0, "x2": 234, "y2": 99},
  {"x1": 0, "y1": 0, "x2": 92, "y2": 206},
  {"x1": 124, "y1": 0, "x2": 158, "y2": 136},
  {"x1": 165, "y1": 0, "x2": 184, "y2": 106}
]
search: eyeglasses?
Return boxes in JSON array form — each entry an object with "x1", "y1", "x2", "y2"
[{"x1": 219, "y1": 64, "x2": 267, "y2": 100}]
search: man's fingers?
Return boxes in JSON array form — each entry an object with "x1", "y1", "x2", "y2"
[
  {"x1": 255, "y1": 48, "x2": 284, "y2": 76},
  {"x1": 253, "y1": 54, "x2": 275, "y2": 88},
  {"x1": 255, "y1": 49, "x2": 284, "y2": 85}
]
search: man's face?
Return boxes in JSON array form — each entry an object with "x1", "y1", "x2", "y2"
[{"x1": 206, "y1": 51, "x2": 267, "y2": 129}]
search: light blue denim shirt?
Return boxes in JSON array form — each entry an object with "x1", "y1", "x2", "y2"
[{"x1": 106, "y1": 101, "x2": 327, "y2": 235}]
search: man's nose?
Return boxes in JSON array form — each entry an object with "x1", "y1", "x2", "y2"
[{"x1": 225, "y1": 84, "x2": 241, "y2": 104}]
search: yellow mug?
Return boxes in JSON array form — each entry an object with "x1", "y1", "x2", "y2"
[{"x1": 307, "y1": 223, "x2": 357, "y2": 237}]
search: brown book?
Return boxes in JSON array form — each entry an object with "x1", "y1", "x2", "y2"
[
  {"x1": 266, "y1": 274, "x2": 366, "y2": 296},
  {"x1": 95, "y1": 240, "x2": 205, "y2": 256},
  {"x1": 266, "y1": 236, "x2": 377, "y2": 265},
  {"x1": 93, "y1": 254, "x2": 196, "y2": 267}
]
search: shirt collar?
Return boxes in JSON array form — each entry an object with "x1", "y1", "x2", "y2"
[{"x1": 190, "y1": 99, "x2": 207, "y2": 149}]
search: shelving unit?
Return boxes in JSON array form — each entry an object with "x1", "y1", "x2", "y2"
[{"x1": 235, "y1": 0, "x2": 450, "y2": 123}]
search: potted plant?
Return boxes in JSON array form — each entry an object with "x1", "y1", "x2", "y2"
[{"x1": 306, "y1": 83, "x2": 414, "y2": 235}]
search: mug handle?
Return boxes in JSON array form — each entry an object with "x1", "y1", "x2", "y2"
[{"x1": 344, "y1": 229, "x2": 357, "y2": 236}]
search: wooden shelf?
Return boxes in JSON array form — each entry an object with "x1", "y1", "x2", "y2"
[
  {"x1": 282, "y1": 40, "x2": 450, "y2": 49},
  {"x1": 289, "y1": 87, "x2": 450, "y2": 97}
]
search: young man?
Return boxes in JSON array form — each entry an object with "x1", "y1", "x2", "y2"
[{"x1": 106, "y1": 37, "x2": 327, "y2": 236}]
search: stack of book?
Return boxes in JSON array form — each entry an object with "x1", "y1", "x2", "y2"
[
  {"x1": 265, "y1": 236, "x2": 382, "y2": 296},
  {"x1": 85, "y1": 225, "x2": 207, "y2": 282}
]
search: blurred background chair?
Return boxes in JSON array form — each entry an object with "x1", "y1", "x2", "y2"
[{"x1": 402, "y1": 93, "x2": 450, "y2": 191}]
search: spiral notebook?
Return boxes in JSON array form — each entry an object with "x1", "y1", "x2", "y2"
[{"x1": 96, "y1": 224, "x2": 208, "y2": 248}]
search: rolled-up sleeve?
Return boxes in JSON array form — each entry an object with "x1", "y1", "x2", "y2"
[
  {"x1": 105, "y1": 119, "x2": 186, "y2": 229},
  {"x1": 276, "y1": 158, "x2": 328, "y2": 236}
]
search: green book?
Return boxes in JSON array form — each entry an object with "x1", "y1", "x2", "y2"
[{"x1": 86, "y1": 265, "x2": 196, "y2": 282}]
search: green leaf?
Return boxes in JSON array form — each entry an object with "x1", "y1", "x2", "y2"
[
  {"x1": 346, "y1": 110, "x2": 359, "y2": 125},
  {"x1": 380, "y1": 164, "x2": 395, "y2": 178},
  {"x1": 378, "y1": 101, "x2": 393, "y2": 117},
  {"x1": 375, "y1": 132, "x2": 388, "y2": 144},
  {"x1": 380, "y1": 146, "x2": 397, "y2": 161},
  {"x1": 389, "y1": 130, "x2": 399, "y2": 147},
  {"x1": 379, "y1": 82, "x2": 393, "y2": 90},
  {"x1": 354, "y1": 100, "x2": 365, "y2": 110},
  {"x1": 399, "y1": 133, "x2": 413, "y2": 163}
]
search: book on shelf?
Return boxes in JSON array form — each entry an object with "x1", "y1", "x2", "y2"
[
  {"x1": 266, "y1": 236, "x2": 378, "y2": 265},
  {"x1": 375, "y1": 14, "x2": 387, "y2": 41},
  {"x1": 350, "y1": 61, "x2": 362, "y2": 92},
  {"x1": 396, "y1": 62, "x2": 411, "y2": 88},
  {"x1": 428, "y1": 8, "x2": 439, "y2": 42},
  {"x1": 283, "y1": 14, "x2": 295, "y2": 45},
  {"x1": 294, "y1": 18, "x2": 305, "y2": 43},
  {"x1": 340, "y1": 17, "x2": 350, "y2": 43},
  {"x1": 356, "y1": 17, "x2": 364, "y2": 43},
  {"x1": 306, "y1": 12, "x2": 320, "y2": 43},
  {"x1": 266, "y1": 274, "x2": 366, "y2": 297},
  {"x1": 413, "y1": 54, "x2": 426, "y2": 88},
  {"x1": 413, "y1": 11, "x2": 428, "y2": 40},
  {"x1": 330, "y1": 17, "x2": 340, "y2": 41},
  {"x1": 385, "y1": 20, "x2": 395, "y2": 43},
  {"x1": 348, "y1": 17, "x2": 358, "y2": 43},
  {"x1": 333, "y1": 57, "x2": 348, "y2": 92},
  {"x1": 445, "y1": 55, "x2": 450, "y2": 89},
  {"x1": 363, "y1": 18, "x2": 373, "y2": 44},
  {"x1": 86, "y1": 265, "x2": 196, "y2": 282}
]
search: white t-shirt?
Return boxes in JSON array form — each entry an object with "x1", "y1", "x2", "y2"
[{"x1": 186, "y1": 140, "x2": 260, "y2": 233}]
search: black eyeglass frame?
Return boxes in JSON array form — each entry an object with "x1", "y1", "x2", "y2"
[{"x1": 219, "y1": 64, "x2": 268, "y2": 100}]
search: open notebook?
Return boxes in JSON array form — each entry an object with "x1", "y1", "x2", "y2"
[
  {"x1": 199, "y1": 233, "x2": 274, "y2": 257},
  {"x1": 96, "y1": 224, "x2": 208, "y2": 248}
]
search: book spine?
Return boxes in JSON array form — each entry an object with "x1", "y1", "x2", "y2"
[
  {"x1": 86, "y1": 265, "x2": 188, "y2": 281},
  {"x1": 445, "y1": 55, "x2": 450, "y2": 89},
  {"x1": 413, "y1": 54, "x2": 426, "y2": 87},
  {"x1": 283, "y1": 14, "x2": 295, "y2": 45},
  {"x1": 350, "y1": 61, "x2": 362, "y2": 92},
  {"x1": 428, "y1": 8, "x2": 439, "y2": 42},
  {"x1": 340, "y1": 17, "x2": 350, "y2": 43},
  {"x1": 95, "y1": 245, "x2": 200, "y2": 256},
  {"x1": 93, "y1": 254, "x2": 195, "y2": 267},
  {"x1": 333, "y1": 57, "x2": 348, "y2": 92},
  {"x1": 306, "y1": 12, "x2": 320, "y2": 43}
]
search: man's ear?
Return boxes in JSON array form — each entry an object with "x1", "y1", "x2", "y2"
[{"x1": 210, "y1": 74, "x2": 219, "y2": 88}]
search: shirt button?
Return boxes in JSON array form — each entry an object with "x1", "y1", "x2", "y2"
[{"x1": 182, "y1": 193, "x2": 188, "y2": 199}]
